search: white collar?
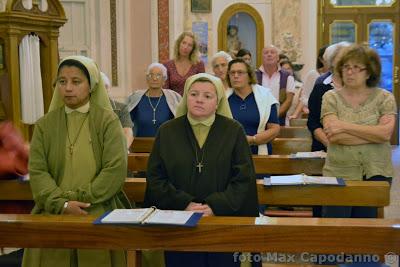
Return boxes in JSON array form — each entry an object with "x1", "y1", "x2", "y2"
[{"x1": 65, "y1": 101, "x2": 90, "y2": 114}]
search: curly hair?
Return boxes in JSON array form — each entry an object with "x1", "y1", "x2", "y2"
[{"x1": 334, "y1": 44, "x2": 381, "y2": 88}]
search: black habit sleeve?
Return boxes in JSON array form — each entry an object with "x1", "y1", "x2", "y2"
[
  {"x1": 204, "y1": 124, "x2": 258, "y2": 216},
  {"x1": 144, "y1": 129, "x2": 195, "y2": 210}
]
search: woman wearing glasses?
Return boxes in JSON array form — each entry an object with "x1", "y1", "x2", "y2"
[
  {"x1": 321, "y1": 44, "x2": 397, "y2": 218},
  {"x1": 126, "y1": 63, "x2": 182, "y2": 137},
  {"x1": 226, "y1": 58, "x2": 280, "y2": 155}
]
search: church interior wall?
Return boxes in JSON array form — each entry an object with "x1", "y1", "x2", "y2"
[{"x1": 57, "y1": 0, "x2": 317, "y2": 99}]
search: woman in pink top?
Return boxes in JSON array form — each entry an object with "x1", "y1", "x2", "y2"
[{"x1": 163, "y1": 32, "x2": 205, "y2": 95}]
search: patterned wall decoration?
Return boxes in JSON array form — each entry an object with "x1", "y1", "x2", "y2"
[
  {"x1": 272, "y1": 0, "x2": 302, "y2": 62},
  {"x1": 158, "y1": 0, "x2": 169, "y2": 62}
]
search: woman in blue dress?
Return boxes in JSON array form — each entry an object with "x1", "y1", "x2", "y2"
[{"x1": 226, "y1": 58, "x2": 280, "y2": 155}]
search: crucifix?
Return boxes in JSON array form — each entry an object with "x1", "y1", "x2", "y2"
[
  {"x1": 69, "y1": 145, "x2": 74, "y2": 155},
  {"x1": 152, "y1": 113, "x2": 157, "y2": 124},
  {"x1": 196, "y1": 162, "x2": 203, "y2": 173}
]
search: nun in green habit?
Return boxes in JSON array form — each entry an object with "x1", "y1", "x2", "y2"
[
  {"x1": 144, "y1": 73, "x2": 259, "y2": 267},
  {"x1": 22, "y1": 55, "x2": 131, "y2": 267}
]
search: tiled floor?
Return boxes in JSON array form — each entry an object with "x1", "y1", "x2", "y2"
[{"x1": 385, "y1": 146, "x2": 400, "y2": 219}]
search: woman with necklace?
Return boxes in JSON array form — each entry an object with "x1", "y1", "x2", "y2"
[
  {"x1": 144, "y1": 73, "x2": 259, "y2": 267},
  {"x1": 126, "y1": 63, "x2": 182, "y2": 138},
  {"x1": 163, "y1": 32, "x2": 205, "y2": 96},
  {"x1": 321, "y1": 44, "x2": 396, "y2": 218},
  {"x1": 23, "y1": 55, "x2": 131, "y2": 267}
]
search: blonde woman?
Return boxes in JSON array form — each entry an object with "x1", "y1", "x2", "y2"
[{"x1": 163, "y1": 32, "x2": 205, "y2": 95}]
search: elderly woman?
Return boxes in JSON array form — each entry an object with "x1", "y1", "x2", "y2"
[
  {"x1": 321, "y1": 44, "x2": 397, "y2": 218},
  {"x1": 163, "y1": 32, "x2": 205, "y2": 95},
  {"x1": 126, "y1": 63, "x2": 182, "y2": 137},
  {"x1": 23, "y1": 55, "x2": 130, "y2": 266},
  {"x1": 144, "y1": 73, "x2": 259, "y2": 267},
  {"x1": 211, "y1": 51, "x2": 232, "y2": 90},
  {"x1": 227, "y1": 58, "x2": 280, "y2": 155}
]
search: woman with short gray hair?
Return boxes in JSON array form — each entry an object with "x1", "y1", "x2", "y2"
[
  {"x1": 211, "y1": 51, "x2": 232, "y2": 90},
  {"x1": 126, "y1": 63, "x2": 182, "y2": 137}
]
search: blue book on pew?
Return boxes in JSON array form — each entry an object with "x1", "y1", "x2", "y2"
[
  {"x1": 264, "y1": 174, "x2": 345, "y2": 186},
  {"x1": 94, "y1": 207, "x2": 202, "y2": 227}
]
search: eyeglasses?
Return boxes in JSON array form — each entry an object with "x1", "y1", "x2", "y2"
[
  {"x1": 342, "y1": 64, "x2": 367, "y2": 73},
  {"x1": 146, "y1": 73, "x2": 163, "y2": 80},
  {"x1": 228, "y1": 70, "x2": 248, "y2": 76}
]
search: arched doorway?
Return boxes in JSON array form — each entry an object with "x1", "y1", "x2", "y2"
[{"x1": 218, "y1": 3, "x2": 264, "y2": 68}]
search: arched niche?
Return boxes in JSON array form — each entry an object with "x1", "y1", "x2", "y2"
[
  {"x1": 0, "y1": 0, "x2": 66, "y2": 138},
  {"x1": 218, "y1": 3, "x2": 264, "y2": 68}
]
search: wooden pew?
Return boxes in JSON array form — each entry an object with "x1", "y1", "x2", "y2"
[
  {"x1": 278, "y1": 126, "x2": 311, "y2": 138},
  {"x1": 0, "y1": 214, "x2": 399, "y2": 267},
  {"x1": 289, "y1": 118, "x2": 308, "y2": 127},
  {"x1": 1, "y1": 179, "x2": 390, "y2": 217},
  {"x1": 127, "y1": 153, "x2": 324, "y2": 175},
  {"x1": 131, "y1": 137, "x2": 312, "y2": 154},
  {"x1": 271, "y1": 138, "x2": 311, "y2": 154}
]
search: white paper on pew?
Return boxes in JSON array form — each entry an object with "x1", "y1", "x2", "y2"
[
  {"x1": 100, "y1": 208, "x2": 199, "y2": 226},
  {"x1": 145, "y1": 209, "x2": 194, "y2": 225},
  {"x1": 267, "y1": 174, "x2": 339, "y2": 186},
  {"x1": 291, "y1": 151, "x2": 327, "y2": 158},
  {"x1": 101, "y1": 208, "x2": 154, "y2": 224},
  {"x1": 255, "y1": 215, "x2": 274, "y2": 225}
]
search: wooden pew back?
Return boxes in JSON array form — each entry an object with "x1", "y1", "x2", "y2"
[
  {"x1": 128, "y1": 153, "x2": 324, "y2": 175},
  {"x1": 278, "y1": 126, "x2": 311, "y2": 138},
  {"x1": 1, "y1": 179, "x2": 390, "y2": 212},
  {"x1": 131, "y1": 137, "x2": 312, "y2": 154}
]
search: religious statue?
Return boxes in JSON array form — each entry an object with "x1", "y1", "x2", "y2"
[{"x1": 227, "y1": 25, "x2": 242, "y2": 58}]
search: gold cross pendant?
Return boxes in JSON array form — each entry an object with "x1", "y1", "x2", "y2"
[{"x1": 69, "y1": 145, "x2": 74, "y2": 155}]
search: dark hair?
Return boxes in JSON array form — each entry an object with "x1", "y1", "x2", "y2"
[
  {"x1": 236, "y1": 48, "x2": 251, "y2": 58},
  {"x1": 227, "y1": 58, "x2": 257, "y2": 87},
  {"x1": 279, "y1": 59, "x2": 294, "y2": 70},
  {"x1": 335, "y1": 44, "x2": 381, "y2": 88},
  {"x1": 316, "y1": 45, "x2": 328, "y2": 69},
  {"x1": 279, "y1": 53, "x2": 289, "y2": 62},
  {"x1": 58, "y1": 59, "x2": 91, "y2": 86}
]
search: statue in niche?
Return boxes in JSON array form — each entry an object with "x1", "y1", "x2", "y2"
[{"x1": 227, "y1": 25, "x2": 242, "y2": 58}]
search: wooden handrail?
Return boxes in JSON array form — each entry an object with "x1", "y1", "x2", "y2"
[
  {"x1": 0, "y1": 214, "x2": 399, "y2": 254},
  {"x1": 1, "y1": 179, "x2": 390, "y2": 208},
  {"x1": 130, "y1": 137, "x2": 312, "y2": 154},
  {"x1": 127, "y1": 153, "x2": 324, "y2": 174}
]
